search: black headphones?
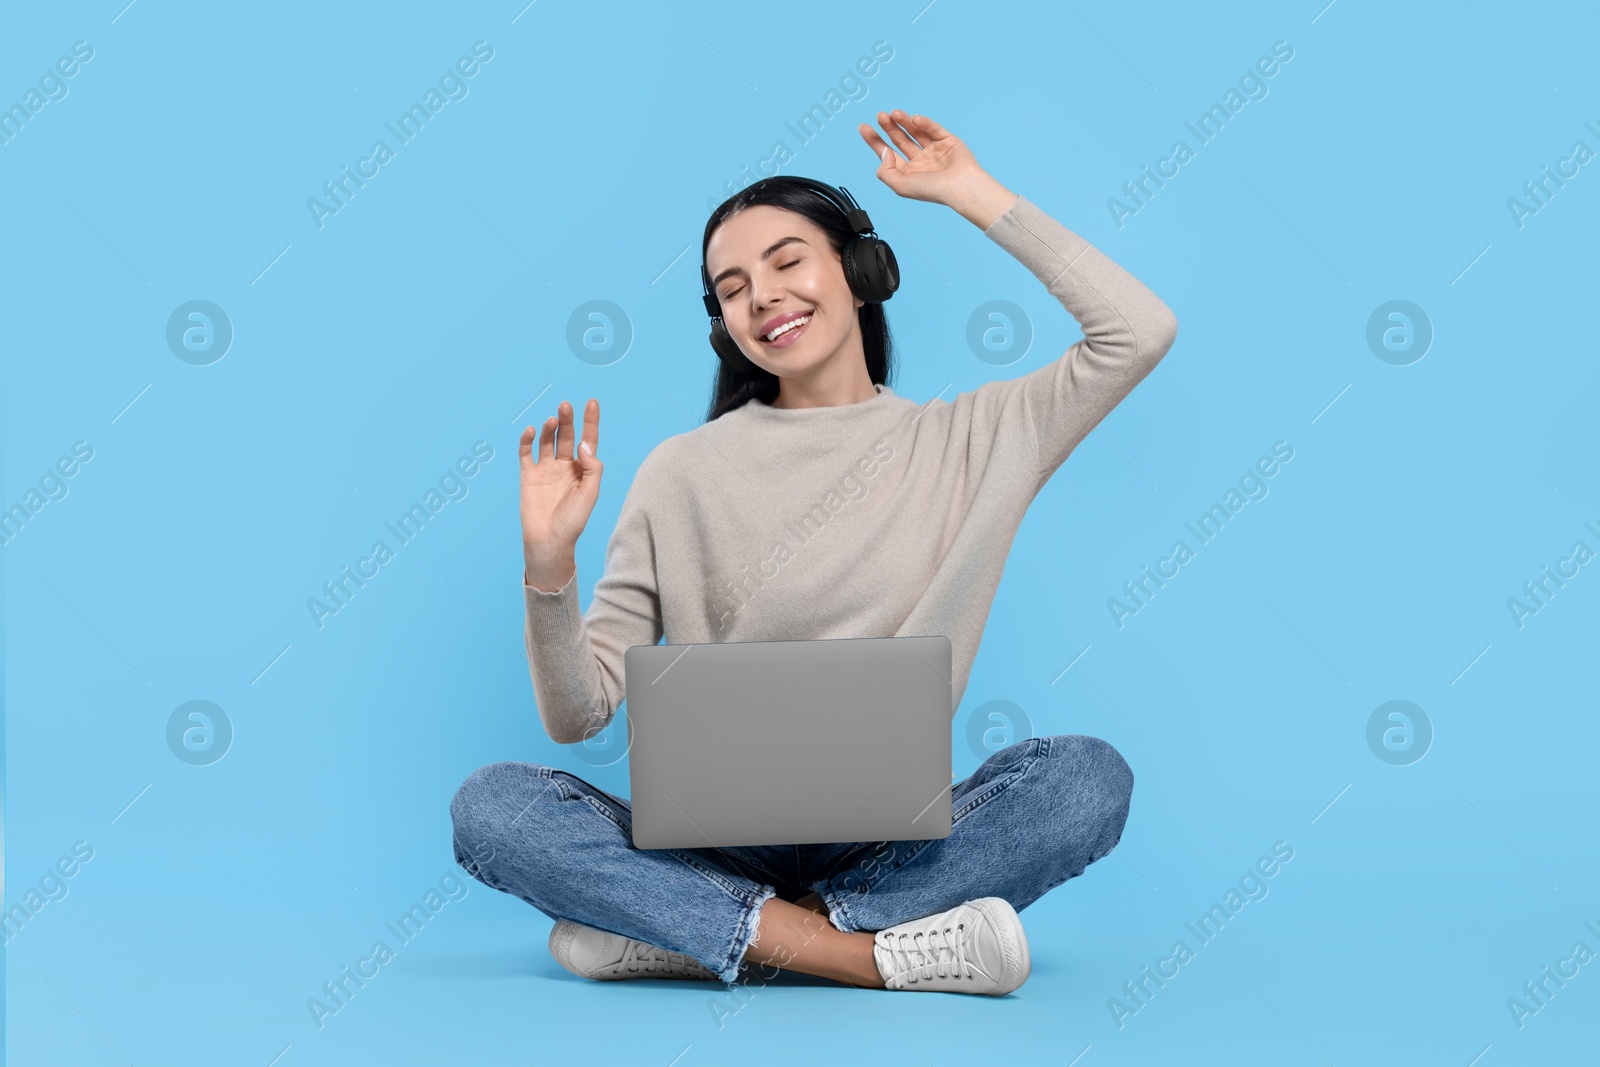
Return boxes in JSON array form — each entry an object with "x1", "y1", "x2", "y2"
[{"x1": 701, "y1": 176, "x2": 900, "y2": 368}]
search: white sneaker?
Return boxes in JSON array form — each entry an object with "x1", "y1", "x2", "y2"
[
  {"x1": 872, "y1": 897, "x2": 1031, "y2": 995},
  {"x1": 548, "y1": 919, "x2": 721, "y2": 982}
]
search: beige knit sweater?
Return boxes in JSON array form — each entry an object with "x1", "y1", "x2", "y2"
[{"x1": 524, "y1": 194, "x2": 1178, "y2": 743}]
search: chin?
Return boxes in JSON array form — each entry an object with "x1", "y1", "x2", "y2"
[
  {"x1": 756, "y1": 335, "x2": 836, "y2": 377},
  {"x1": 761, "y1": 353, "x2": 829, "y2": 379}
]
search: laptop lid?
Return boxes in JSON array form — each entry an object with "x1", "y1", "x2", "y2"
[{"x1": 624, "y1": 635, "x2": 953, "y2": 850}]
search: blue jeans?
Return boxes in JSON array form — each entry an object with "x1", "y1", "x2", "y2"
[{"x1": 449, "y1": 734, "x2": 1133, "y2": 984}]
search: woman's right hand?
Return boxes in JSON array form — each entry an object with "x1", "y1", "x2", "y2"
[{"x1": 520, "y1": 398, "x2": 602, "y2": 587}]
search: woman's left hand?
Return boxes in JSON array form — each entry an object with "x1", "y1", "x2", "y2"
[{"x1": 858, "y1": 110, "x2": 1014, "y2": 227}]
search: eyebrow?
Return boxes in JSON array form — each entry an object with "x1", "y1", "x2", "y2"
[{"x1": 710, "y1": 236, "x2": 809, "y2": 289}]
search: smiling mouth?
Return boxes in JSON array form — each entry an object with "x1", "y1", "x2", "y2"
[{"x1": 760, "y1": 313, "x2": 813, "y2": 348}]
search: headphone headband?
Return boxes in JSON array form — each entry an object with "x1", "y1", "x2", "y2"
[{"x1": 775, "y1": 177, "x2": 874, "y2": 237}]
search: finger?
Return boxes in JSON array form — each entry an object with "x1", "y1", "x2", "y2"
[
  {"x1": 580, "y1": 398, "x2": 600, "y2": 459},
  {"x1": 877, "y1": 109, "x2": 923, "y2": 156},
  {"x1": 538, "y1": 414, "x2": 557, "y2": 461},
  {"x1": 857, "y1": 122, "x2": 893, "y2": 156},
  {"x1": 911, "y1": 113, "x2": 952, "y2": 140},
  {"x1": 554, "y1": 399, "x2": 575, "y2": 460},
  {"x1": 857, "y1": 125, "x2": 899, "y2": 171},
  {"x1": 520, "y1": 424, "x2": 537, "y2": 467},
  {"x1": 877, "y1": 110, "x2": 920, "y2": 157},
  {"x1": 889, "y1": 108, "x2": 927, "y2": 144}
]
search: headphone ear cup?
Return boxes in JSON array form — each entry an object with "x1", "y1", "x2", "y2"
[
  {"x1": 843, "y1": 236, "x2": 900, "y2": 304},
  {"x1": 709, "y1": 319, "x2": 749, "y2": 367}
]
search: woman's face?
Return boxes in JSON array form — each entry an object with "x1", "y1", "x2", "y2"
[{"x1": 704, "y1": 204, "x2": 865, "y2": 379}]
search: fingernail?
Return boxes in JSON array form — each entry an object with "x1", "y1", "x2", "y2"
[{"x1": 581, "y1": 441, "x2": 592, "y2": 455}]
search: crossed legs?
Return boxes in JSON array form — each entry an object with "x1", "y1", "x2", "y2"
[{"x1": 450, "y1": 734, "x2": 1133, "y2": 985}]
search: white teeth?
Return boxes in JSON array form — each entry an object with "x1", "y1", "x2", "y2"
[{"x1": 763, "y1": 314, "x2": 812, "y2": 342}]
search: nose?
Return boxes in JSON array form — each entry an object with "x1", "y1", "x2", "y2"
[{"x1": 750, "y1": 271, "x2": 787, "y2": 315}]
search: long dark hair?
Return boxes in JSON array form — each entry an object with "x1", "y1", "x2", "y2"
[{"x1": 701, "y1": 178, "x2": 896, "y2": 422}]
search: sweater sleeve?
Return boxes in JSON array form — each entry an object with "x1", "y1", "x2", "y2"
[
  {"x1": 975, "y1": 194, "x2": 1178, "y2": 484},
  {"x1": 522, "y1": 465, "x2": 663, "y2": 745}
]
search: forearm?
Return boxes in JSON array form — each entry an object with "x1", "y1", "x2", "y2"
[
  {"x1": 981, "y1": 195, "x2": 1178, "y2": 478},
  {"x1": 946, "y1": 172, "x2": 1019, "y2": 231},
  {"x1": 523, "y1": 567, "x2": 612, "y2": 744},
  {"x1": 525, "y1": 544, "x2": 576, "y2": 592}
]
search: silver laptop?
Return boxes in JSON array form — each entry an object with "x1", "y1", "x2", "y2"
[{"x1": 623, "y1": 635, "x2": 953, "y2": 850}]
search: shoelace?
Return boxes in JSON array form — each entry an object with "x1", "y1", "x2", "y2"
[
  {"x1": 885, "y1": 921, "x2": 971, "y2": 984},
  {"x1": 616, "y1": 939, "x2": 709, "y2": 977}
]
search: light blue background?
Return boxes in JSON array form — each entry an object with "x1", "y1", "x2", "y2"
[{"x1": 5, "y1": 1, "x2": 1597, "y2": 1064}]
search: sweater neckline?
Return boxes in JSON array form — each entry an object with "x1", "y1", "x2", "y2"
[{"x1": 740, "y1": 382, "x2": 898, "y2": 422}]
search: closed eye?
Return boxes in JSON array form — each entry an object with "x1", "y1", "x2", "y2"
[{"x1": 719, "y1": 260, "x2": 802, "y2": 302}]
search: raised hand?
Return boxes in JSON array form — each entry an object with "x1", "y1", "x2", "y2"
[
  {"x1": 857, "y1": 109, "x2": 1016, "y2": 229},
  {"x1": 520, "y1": 398, "x2": 602, "y2": 587}
]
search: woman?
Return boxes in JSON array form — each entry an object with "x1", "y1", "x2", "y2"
[{"x1": 451, "y1": 109, "x2": 1178, "y2": 996}]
